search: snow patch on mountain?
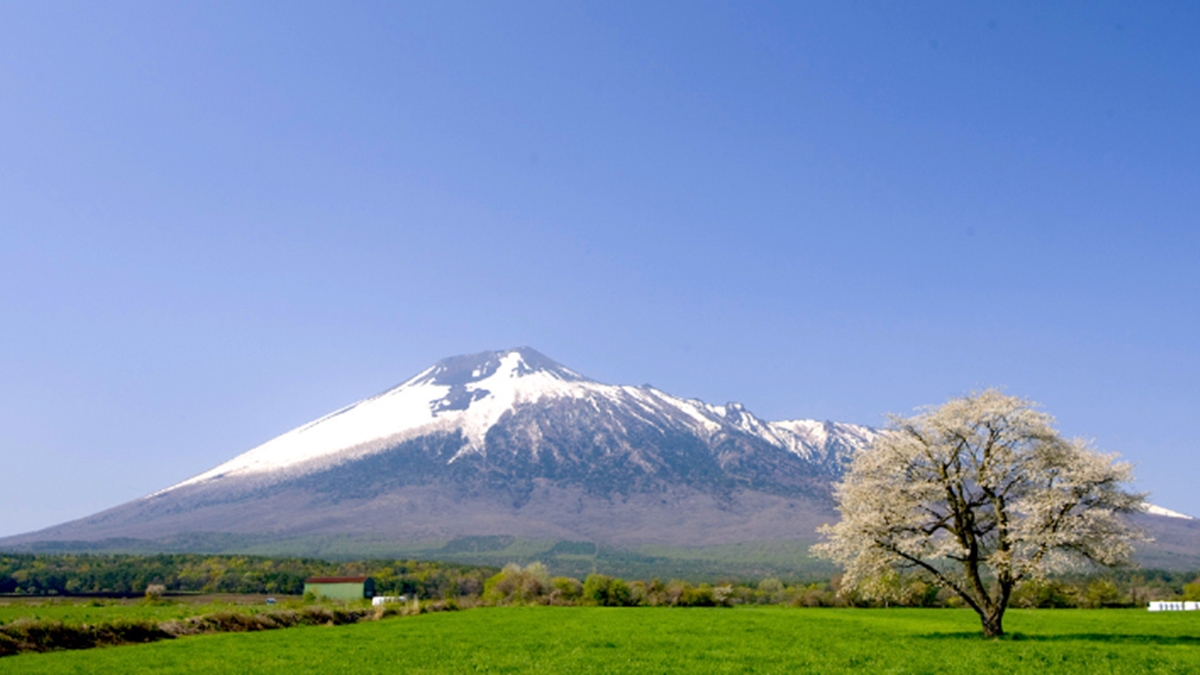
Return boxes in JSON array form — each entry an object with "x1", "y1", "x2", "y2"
[{"x1": 1143, "y1": 503, "x2": 1194, "y2": 520}]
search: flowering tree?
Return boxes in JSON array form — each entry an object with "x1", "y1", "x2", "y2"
[{"x1": 813, "y1": 390, "x2": 1144, "y2": 637}]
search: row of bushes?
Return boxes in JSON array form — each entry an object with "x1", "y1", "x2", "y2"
[
  {"x1": 1007, "y1": 576, "x2": 1200, "y2": 609},
  {"x1": 478, "y1": 563, "x2": 1200, "y2": 609},
  {"x1": 481, "y1": 563, "x2": 738, "y2": 607},
  {"x1": 827, "y1": 573, "x2": 1200, "y2": 609}
]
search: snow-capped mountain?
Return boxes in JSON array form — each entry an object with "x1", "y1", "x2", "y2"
[
  {"x1": 6, "y1": 347, "x2": 1194, "y2": 561},
  {"x1": 4, "y1": 348, "x2": 878, "y2": 547},
  {"x1": 156, "y1": 347, "x2": 876, "y2": 499}
]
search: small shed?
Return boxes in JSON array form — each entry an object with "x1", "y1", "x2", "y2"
[{"x1": 304, "y1": 576, "x2": 375, "y2": 600}]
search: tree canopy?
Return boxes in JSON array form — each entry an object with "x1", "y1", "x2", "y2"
[{"x1": 813, "y1": 390, "x2": 1145, "y2": 637}]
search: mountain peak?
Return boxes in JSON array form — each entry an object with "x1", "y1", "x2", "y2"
[{"x1": 411, "y1": 347, "x2": 588, "y2": 388}]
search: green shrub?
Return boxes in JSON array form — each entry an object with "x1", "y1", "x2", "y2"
[
  {"x1": 1083, "y1": 580, "x2": 1122, "y2": 609},
  {"x1": 582, "y1": 574, "x2": 612, "y2": 606},
  {"x1": 756, "y1": 578, "x2": 786, "y2": 605},
  {"x1": 682, "y1": 583, "x2": 716, "y2": 607},
  {"x1": 551, "y1": 577, "x2": 582, "y2": 603},
  {"x1": 582, "y1": 574, "x2": 633, "y2": 607},
  {"x1": 482, "y1": 563, "x2": 552, "y2": 605}
]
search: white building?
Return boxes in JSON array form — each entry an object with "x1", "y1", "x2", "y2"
[{"x1": 1147, "y1": 601, "x2": 1199, "y2": 611}]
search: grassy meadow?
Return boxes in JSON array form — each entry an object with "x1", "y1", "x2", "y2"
[{"x1": 2, "y1": 606, "x2": 1198, "y2": 674}]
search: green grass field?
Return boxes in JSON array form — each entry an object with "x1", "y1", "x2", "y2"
[{"x1": 2, "y1": 606, "x2": 1197, "y2": 674}]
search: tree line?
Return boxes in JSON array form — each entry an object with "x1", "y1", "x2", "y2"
[
  {"x1": 2, "y1": 553, "x2": 1196, "y2": 608},
  {"x1": 0, "y1": 553, "x2": 494, "y2": 598},
  {"x1": 476, "y1": 563, "x2": 1200, "y2": 609}
]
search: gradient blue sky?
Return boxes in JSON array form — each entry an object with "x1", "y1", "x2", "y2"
[{"x1": 2, "y1": 2, "x2": 1198, "y2": 537}]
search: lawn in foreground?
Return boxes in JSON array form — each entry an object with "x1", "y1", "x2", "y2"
[{"x1": 2, "y1": 607, "x2": 1198, "y2": 674}]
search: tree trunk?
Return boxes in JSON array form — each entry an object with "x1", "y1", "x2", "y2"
[{"x1": 981, "y1": 608, "x2": 1005, "y2": 638}]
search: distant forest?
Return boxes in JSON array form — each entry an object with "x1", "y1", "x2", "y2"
[{"x1": 0, "y1": 554, "x2": 495, "y2": 597}]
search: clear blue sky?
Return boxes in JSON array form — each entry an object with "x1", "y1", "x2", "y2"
[{"x1": 2, "y1": 2, "x2": 1197, "y2": 537}]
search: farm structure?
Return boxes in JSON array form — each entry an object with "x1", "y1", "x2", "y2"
[
  {"x1": 1147, "y1": 602, "x2": 1199, "y2": 611},
  {"x1": 303, "y1": 576, "x2": 375, "y2": 600}
]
